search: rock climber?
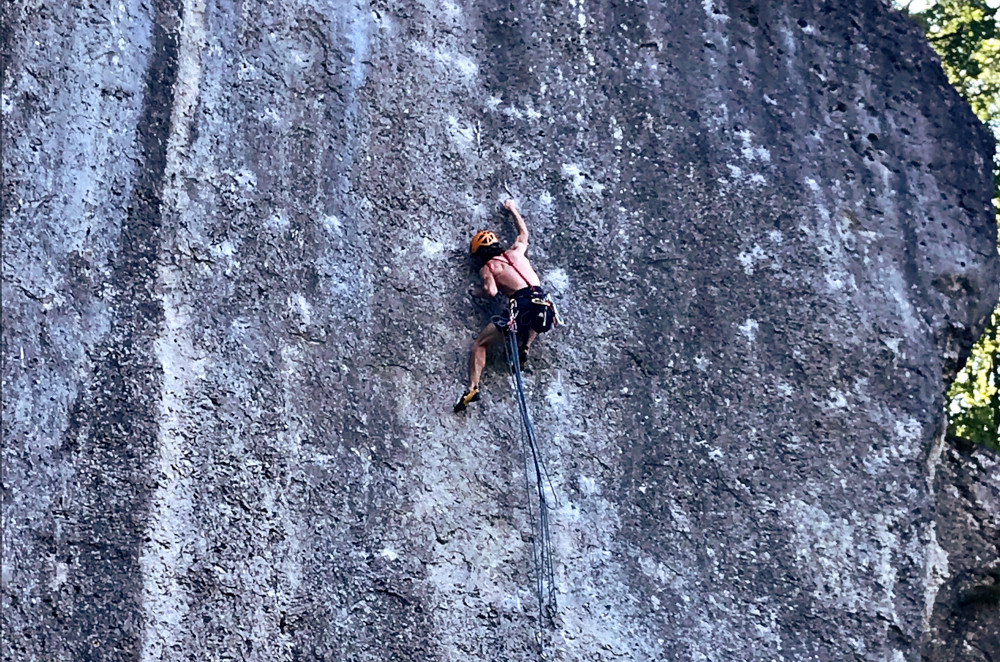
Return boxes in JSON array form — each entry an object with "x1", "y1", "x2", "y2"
[{"x1": 454, "y1": 198, "x2": 556, "y2": 412}]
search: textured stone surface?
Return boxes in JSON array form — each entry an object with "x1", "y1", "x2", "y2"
[
  {"x1": 924, "y1": 440, "x2": 1000, "y2": 662},
  {"x1": 2, "y1": 0, "x2": 998, "y2": 660}
]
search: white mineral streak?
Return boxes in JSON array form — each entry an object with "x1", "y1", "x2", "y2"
[
  {"x1": 699, "y1": 0, "x2": 730, "y2": 133},
  {"x1": 138, "y1": 0, "x2": 205, "y2": 658},
  {"x1": 883, "y1": 265, "x2": 923, "y2": 334},
  {"x1": 569, "y1": 0, "x2": 596, "y2": 69},
  {"x1": 269, "y1": 343, "x2": 308, "y2": 652},
  {"x1": 801, "y1": 172, "x2": 861, "y2": 297},
  {"x1": 328, "y1": 0, "x2": 370, "y2": 193},
  {"x1": 922, "y1": 428, "x2": 950, "y2": 636},
  {"x1": 922, "y1": 521, "x2": 950, "y2": 636},
  {"x1": 140, "y1": 266, "x2": 200, "y2": 661}
]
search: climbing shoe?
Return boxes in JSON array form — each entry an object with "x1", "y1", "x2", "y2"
[{"x1": 453, "y1": 387, "x2": 480, "y2": 412}]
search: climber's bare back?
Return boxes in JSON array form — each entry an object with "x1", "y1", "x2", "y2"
[{"x1": 480, "y1": 243, "x2": 541, "y2": 297}]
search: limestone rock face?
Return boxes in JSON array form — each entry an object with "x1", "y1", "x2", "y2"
[
  {"x1": 2, "y1": 1, "x2": 997, "y2": 660},
  {"x1": 925, "y1": 442, "x2": 1000, "y2": 661}
]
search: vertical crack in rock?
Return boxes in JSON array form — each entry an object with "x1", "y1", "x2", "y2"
[
  {"x1": 138, "y1": 0, "x2": 202, "y2": 658},
  {"x1": 55, "y1": 0, "x2": 181, "y2": 656}
]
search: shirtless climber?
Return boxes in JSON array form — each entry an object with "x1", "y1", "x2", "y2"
[{"x1": 454, "y1": 199, "x2": 556, "y2": 412}]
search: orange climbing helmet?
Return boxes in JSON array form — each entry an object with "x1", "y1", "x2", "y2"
[{"x1": 470, "y1": 230, "x2": 499, "y2": 255}]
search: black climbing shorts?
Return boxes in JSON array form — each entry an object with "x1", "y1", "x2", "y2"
[{"x1": 509, "y1": 286, "x2": 555, "y2": 335}]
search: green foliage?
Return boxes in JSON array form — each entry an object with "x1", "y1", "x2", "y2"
[
  {"x1": 947, "y1": 308, "x2": 998, "y2": 450},
  {"x1": 906, "y1": 1, "x2": 999, "y2": 108},
  {"x1": 898, "y1": 0, "x2": 1000, "y2": 450}
]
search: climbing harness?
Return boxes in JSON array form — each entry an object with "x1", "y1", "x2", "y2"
[
  {"x1": 492, "y1": 252, "x2": 562, "y2": 333},
  {"x1": 495, "y1": 300, "x2": 559, "y2": 635}
]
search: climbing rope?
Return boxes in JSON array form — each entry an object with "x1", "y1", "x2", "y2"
[{"x1": 496, "y1": 308, "x2": 558, "y2": 635}]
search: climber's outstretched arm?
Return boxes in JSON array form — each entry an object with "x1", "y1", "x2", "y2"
[{"x1": 505, "y1": 198, "x2": 529, "y2": 253}]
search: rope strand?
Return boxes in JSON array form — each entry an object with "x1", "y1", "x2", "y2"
[{"x1": 501, "y1": 319, "x2": 558, "y2": 639}]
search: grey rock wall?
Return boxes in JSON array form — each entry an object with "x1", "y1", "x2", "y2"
[
  {"x1": 924, "y1": 440, "x2": 1000, "y2": 661},
  {"x1": 2, "y1": 0, "x2": 997, "y2": 660}
]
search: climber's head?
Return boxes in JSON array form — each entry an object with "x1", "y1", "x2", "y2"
[{"x1": 470, "y1": 230, "x2": 503, "y2": 263}]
